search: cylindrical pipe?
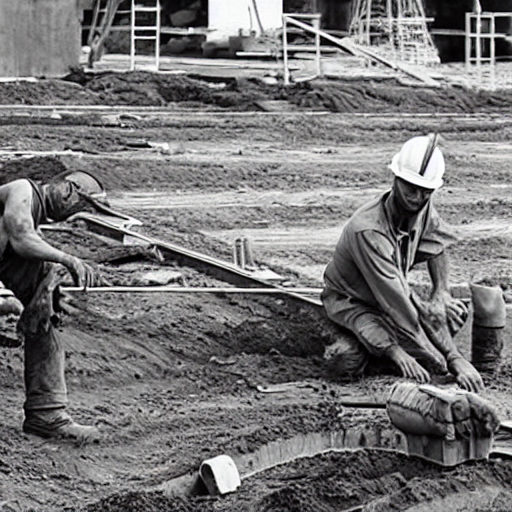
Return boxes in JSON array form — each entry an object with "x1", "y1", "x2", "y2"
[{"x1": 470, "y1": 283, "x2": 507, "y2": 373}]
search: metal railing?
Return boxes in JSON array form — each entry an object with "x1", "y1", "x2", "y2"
[
  {"x1": 465, "y1": 11, "x2": 512, "y2": 89},
  {"x1": 282, "y1": 13, "x2": 322, "y2": 85}
]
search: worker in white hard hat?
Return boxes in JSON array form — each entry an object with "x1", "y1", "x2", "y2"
[{"x1": 322, "y1": 134, "x2": 484, "y2": 392}]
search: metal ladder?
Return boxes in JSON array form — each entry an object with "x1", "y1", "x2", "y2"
[{"x1": 130, "y1": 0, "x2": 161, "y2": 71}]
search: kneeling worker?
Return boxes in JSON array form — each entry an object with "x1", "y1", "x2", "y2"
[{"x1": 322, "y1": 134, "x2": 483, "y2": 392}]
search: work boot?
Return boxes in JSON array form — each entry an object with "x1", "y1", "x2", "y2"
[{"x1": 23, "y1": 409, "x2": 101, "y2": 444}]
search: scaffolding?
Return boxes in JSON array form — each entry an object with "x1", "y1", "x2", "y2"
[
  {"x1": 349, "y1": 0, "x2": 439, "y2": 65},
  {"x1": 465, "y1": 11, "x2": 512, "y2": 89}
]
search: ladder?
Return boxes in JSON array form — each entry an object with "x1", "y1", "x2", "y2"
[{"x1": 130, "y1": 0, "x2": 161, "y2": 71}]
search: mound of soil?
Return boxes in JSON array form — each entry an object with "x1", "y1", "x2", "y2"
[{"x1": 1, "y1": 71, "x2": 512, "y2": 113}]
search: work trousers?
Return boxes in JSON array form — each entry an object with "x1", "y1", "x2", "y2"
[
  {"x1": 0, "y1": 256, "x2": 67, "y2": 412},
  {"x1": 321, "y1": 286, "x2": 459, "y2": 378}
]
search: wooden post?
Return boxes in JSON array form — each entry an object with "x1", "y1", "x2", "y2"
[
  {"x1": 282, "y1": 14, "x2": 290, "y2": 85},
  {"x1": 490, "y1": 13, "x2": 496, "y2": 89},
  {"x1": 465, "y1": 12, "x2": 471, "y2": 73},
  {"x1": 365, "y1": 0, "x2": 371, "y2": 45},
  {"x1": 313, "y1": 15, "x2": 321, "y2": 78},
  {"x1": 130, "y1": 0, "x2": 135, "y2": 70},
  {"x1": 475, "y1": 10, "x2": 482, "y2": 82},
  {"x1": 397, "y1": 0, "x2": 404, "y2": 60}
]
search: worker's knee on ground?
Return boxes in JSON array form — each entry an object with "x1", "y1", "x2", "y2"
[
  {"x1": 323, "y1": 330, "x2": 369, "y2": 380},
  {"x1": 351, "y1": 312, "x2": 396, "y2": 355}
]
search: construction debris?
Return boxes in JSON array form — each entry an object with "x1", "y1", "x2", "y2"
[{"x1": 199, "y1": 455, "x2": 241, "y2": 495}]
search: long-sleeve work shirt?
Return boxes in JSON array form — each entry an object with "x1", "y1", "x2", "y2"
[{"x1": 323, "y1": 190, "x2": 457, "y2": 343}]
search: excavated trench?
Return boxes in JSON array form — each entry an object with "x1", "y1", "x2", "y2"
[{"x1": 82, "y1": 446, "x2": 512, "y2": 512}]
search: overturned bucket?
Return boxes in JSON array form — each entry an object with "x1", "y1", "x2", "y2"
[{"x1": 199, "y1": 454, "x2": 241, "y2": 495}]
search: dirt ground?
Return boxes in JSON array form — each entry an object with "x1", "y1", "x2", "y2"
[{"x1": 1, "y1": 62, "x2": 512, "y2": 512}]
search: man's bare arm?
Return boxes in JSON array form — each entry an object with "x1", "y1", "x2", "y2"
[
  {"x1": 426, "y1": 252, "x2": 483, "y2": 392},
  {"x1": 2, "y1": 180, "x2": 98, "y2": 287},
  {"x1": 4, "y1": 181, "x2": 73, "y2": 264},
  {"x1": 427, "y1": 251, "x2": 468, "y2": 332}
]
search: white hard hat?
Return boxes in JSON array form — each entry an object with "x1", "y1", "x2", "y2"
[{"x1": 389, "y1": 135, "x2": 445, "y2": 190}]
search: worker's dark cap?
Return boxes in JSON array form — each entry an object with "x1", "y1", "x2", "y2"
[
  {"x1": 51, "y1": 170, "x2": 107, "y2": 201},
  {"x1": 47, "y1": 170, "x2": 131, "y2": 222}
]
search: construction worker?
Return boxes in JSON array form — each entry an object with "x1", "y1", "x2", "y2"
[
  {"x1": 322, "y1": 134, "x2": 484, "y2": 393},
  {"x1": 0, "y1": 171, "x2": 107, "y2": 442}
]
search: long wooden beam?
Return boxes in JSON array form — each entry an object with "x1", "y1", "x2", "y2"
[{"x1": 72, "y1": 213, "x2": 323, "y2": 308}]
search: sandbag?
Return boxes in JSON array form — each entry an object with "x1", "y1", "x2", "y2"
[
  {"x1": 386, "y1": 382, "x2": 499, "y2": 441},
  {"x1": 387, "y1": 382, "x2": 458, "y2": 440}
]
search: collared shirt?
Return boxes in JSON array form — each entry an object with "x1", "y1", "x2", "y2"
[{"x1": 323, "y1": 189, "x2": 457, "y2": 340}]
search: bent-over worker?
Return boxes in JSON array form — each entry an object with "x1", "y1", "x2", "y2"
[
  {"x1": 322, "y1": 134, "x2": 483, "y2": 392},
  {"x1": 0, "y1": 171, "x2": 106, "y2": 442}
]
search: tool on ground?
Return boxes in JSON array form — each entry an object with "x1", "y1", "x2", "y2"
[
  {"x1": 233, "y1": 236, "x2": 256, "y2": 269},
  {"x1": 254, "y1": 382, "x2": 386, "y2": 408},
  {"x1": 255, "y1": 381, "x2": 320, "y2": 393}
]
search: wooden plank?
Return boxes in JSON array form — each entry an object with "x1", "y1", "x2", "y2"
[{"x1": 406, "y1": 434, "x2": 493, "y2": 466}]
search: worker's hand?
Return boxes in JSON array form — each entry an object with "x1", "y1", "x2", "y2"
[
  {"x1": 431, "y1": 290, "x2": 468, "y2": 336},
  {"x1": 449, "y1": 357, "x2": 484, "y2": 393},
  {"x1": 386, "y1": 345, "x2": 431, "y2": 384},
  {"x1": 65, "y1": 255, "x2": 104, "y2": 288},
  {"x1": 445, "y1": 297, "x2": 469, "y2": 335}
]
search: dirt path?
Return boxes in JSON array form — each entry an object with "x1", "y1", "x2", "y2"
[{"x1": 0, "y1": 76, "x2": 512, "y2": 512}]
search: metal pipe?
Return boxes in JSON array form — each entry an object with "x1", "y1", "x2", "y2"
[
  {"x1": 61, "y1": 286, "x2": 323, "y2": 295},
  {"x1": 282, "y1": 14, "x2": 290, "y2": 85},
  {"x1": 61, "y1": 286, "x2": 512, "y2": 310}
]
